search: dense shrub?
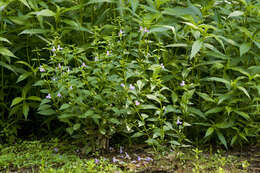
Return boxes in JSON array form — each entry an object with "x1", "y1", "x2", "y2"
[{"x1": 0, "y1": 0, "x2": 259, "y2": 150}]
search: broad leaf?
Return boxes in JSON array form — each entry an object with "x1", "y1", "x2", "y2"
[
  {"x1": 0, "y1": 46, "x2": 16, "y2": 57},
  {"x1": 11, "y1": 97, "x2": 24, "y2": 107},
  {"x1": 23, "y1": 102, "x2": 29, "y2": 120},
  {"x1": 204, "y1": 127, "x2": 214, "y2": 138},
  {"x1": 239, "y1": 43, "x2": 251, "y2": 56},
  {"x1": 216, "y1": 130, "x2": 228, "y2": 149},
  {"x1": 228, "y1": 11, "x2": 244, "y2": 18},
  {"x1": 190, "y1": 40, "x2": 203, "y2": 59}
]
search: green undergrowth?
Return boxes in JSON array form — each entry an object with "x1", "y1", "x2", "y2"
[{"x1": 0, "y1": 140, "x2": 252, "y2": 173}]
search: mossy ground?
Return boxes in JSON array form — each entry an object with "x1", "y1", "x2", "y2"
[{"x1": 1, "y1": 140, "x2": 258, "y2": 173}]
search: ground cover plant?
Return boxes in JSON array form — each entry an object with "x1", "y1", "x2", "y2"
[
  {"x1": 0, "y1": 140, "x2": 255, "y2": 172},
  {"x1": 0, "y1": 0, "x2": 259, "y2": 172}
]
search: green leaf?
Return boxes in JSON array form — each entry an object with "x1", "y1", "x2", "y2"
[
  {"x1": 196, "y1": 92, "x2": 215, "y2": 102},
  {"x1": 23, "y1": 102, "x2": 29, "y2": 120},
  {"x1": 139, "y1": 104, "x2": 158, "y2": 110},
  {"x1": 19, "y1": 29, "x2": 49, "y2": 35},
  {"x1": 234, "y1": 110, "x2": 250, "y2": 120},
  {"x1": 58, "y1": 113, "x2": 75, "y2": 119},
  {"x1": 66, "y1": 127, "x2": 73, "y2": 135},
  {"x1": 27, "y1": 96, "x2": 41, "y2": 102},
  {"x1": 237, "y1": 86, "x2": 250, "y2": 99},
  {"x1": 130, "y1": 0, "x2": 139, "y2": 13},
  {"x1": 204, "y1": 127, "x2": 214, "y2": 138},
  {"x1": 0, "y1": 37, "x2": 11, "y2": 44},
  {"x1": 240, "y1": 43, "x2": 251, "y2": 56},
  {"x1": 0, "y1": 62, "x2": 17, "y2": 74},
  {"x1": 0, "y1": 46, "x2": 16, "y2": 57},
  {"x1": 165, "y1": 105, "x2": 181, "y2": 114},
  {"x1": 59, "y1": 104, "x2": 70, "y2": 110},
  {"x1": 215, "y1": 121, "x2": 233, "y2": 129},
  {"x1": 171, "y1": 91, "x2": 178, "y2": 103},
  {"x1": 35, "y1": 9, "x2": 56, "y2": 17},
  {"x1": 166, "y1": 43, "x2": 188, "y2": 48},
  {"x1": 202, "y1": 77, "x2": 230, "y2": 87},
  {"x1": 205, "y1": 107, "x2": 224, "y2": 115},
  {"x1": 216, "y1": 130, "x2": 228, "y2": 149},
  {"x1": 228, "y1": 11, "x2": 244, "y2": 18},
  {"x1": 11, "y1": 97, "x2": 24, "y2": 107},
  {"x1": 253, "y1": 41, "x2": 260, "y2": 49},
  {"x1": 190, "y1": 40, "x2": 203, "y2": 59},
  {"x1": 150, "y1": 25, "x2": 175, "y2": 34},
  {"x1": 73, "y1": 124, "x2": 81, "y2": 131},
  {"x1": 33, "y1": 80, "x2": 45, "y2": 86},
  {"x1": 38, "y1": 109, "x2": 56, "y2": 116},
  {"x1": 131, "y1": 132, "x2": 144, "y2": 138},
  {"x1": 231, "y1": 135, "x2": 237, "y2": 146},
  {"x1": 79, "y1": 110, "x2": 95, "y2": 118},
  {"x1": 16, "y1": 72, "x2": 32, "y2": 83},
  {"x1": 146, "y1": 94, "x2": 161, "y2": 104},
  {"x1": 189, "y1": 107, "x2": 206, "y2": 119},
  {"x1": 18, "y1": 0, "x2": 31, "y2": 9}
]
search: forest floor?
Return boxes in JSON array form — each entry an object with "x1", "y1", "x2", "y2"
[{"x1": 0, "y1": 140, "x2": 259, "y2": 173}]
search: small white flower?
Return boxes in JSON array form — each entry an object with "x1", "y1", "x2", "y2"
[
  {"x1": 81, "y1": 62, "x2": 86, "y2": 67},
  {"x1": 57, "y1": 45, "x2": 63, "y2": 51},
  {"x1": 51, "y1": 46, "x2": 56, "y2": 52},
  {"x1": 46, "y1": 94, "x2": 51, "y2": 99},
  {"x1": 180, "y1": 80, "x2": 185, "y2": 86},
  {"x1": 129, "y1": 84, "x2": 135, "y2": 90},
  {"x1": 135, "y1": 100, "x2": 140, "y2": 106},
  {"x1": 118, "y1": 29, "x2": 124, "y2": 36},
  {"x1": 39, "y1": 66, "x2": 45, "y2": 72},
  {"x1": 161, "y1": 63, "x2": 165, "y2": 69}
]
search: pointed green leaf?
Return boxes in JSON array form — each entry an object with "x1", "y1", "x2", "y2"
[
  {"x1": 146, "y1": 94, "x2": 161, "y2": 104},
  {"x1": 18, "y1": 0, "x2": 31, "y2": 9},
  {"x1": 59, "y1": 104, "x2": 70, "y2": 110},
  {"x1": 234, "y1": 110, "x2": 250, "y2": 120},
  {"x1": 131, "y1": 132, "x2": 144, "y2": 138},
  {"x1": 196, "y1": 92, "x2": 215, "y2": 102},
  {"x1": 237, "y1": 86, "x2": 250, "y2": 99},
  {"x1": 202, "y1": 77, "x2": 230, "y2": 86},
  {"x1": 35, "y1": 9, "x2": 56, "y2": 17},
  {"x1": 38, "y1": 109, "x2": 56, "y2": 116},
  {"x1": 216, "y1": 130, "x2": 228, "y2": 149},
  {"x1": 139, "y1": 104, "x2": 158, "y2": 110},
  {"x1": 23, "y1": 102, "x2": 29, "y2": 120},
  {"x1": 27, "y1": 96, "x2": 41, "y2": 102},
  {"x1": 205, "y1": 107, "x2": 223, "y2": 115},
  {"x1": 189, "y1": 107, "x2": 206, "y2": 119},
  {"x1": 0, "y1": 46, "x2": 16, "y2": 57},
  {"x1": 0, "y1": 37, "x2": 11, "y2": 44},
  {"x1": 73, "y1": 124, "x2": 81, "y2": 131},
  {"x1": 204, "y1": 127, "x2": 214, "y2": 138},
  {"x1": 240, "y1": 43, "x2": 251, "y2": 56},
  {"x1": 0, "y1": 62, "x2": 17, "y2": 74},
  {"x1": 11, "y1": 97, "x2": 24, "y2": 107},
  {"x1": 231, "y1": 135, "x2": 237, "y2": 146},
  {"x1": 19, "y1": 29, "x2": 49, "y2": 35},
  {"x1": 228, "y1": 11, "x2": 244, "y2": 18},
  {"x1": 190, "y1": 40, "x2": 203, "y2": 59},
  {"x1": 16, "y1": 72, "x2": 32, "y2": 83}
]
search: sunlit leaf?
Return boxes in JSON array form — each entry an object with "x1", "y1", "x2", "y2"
[
  {"x1": 239, "y1": 43, "x2": 251, "y2": 56},
  {"x1": 190, "y1": 39, "x2": 203, "y2": 59},
  {"x1": 228, "y1": 11, "x2": 244, "y2": 18}
]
